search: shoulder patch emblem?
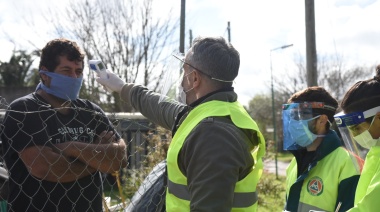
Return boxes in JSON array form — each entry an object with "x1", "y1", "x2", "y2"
[{"x1": 307, "y1": 176, "x2": 323, "y2": 196}]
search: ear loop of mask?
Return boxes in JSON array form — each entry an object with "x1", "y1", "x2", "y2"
[{"x1": 182, "y1": 70, "x2": 195, "y2": 93}]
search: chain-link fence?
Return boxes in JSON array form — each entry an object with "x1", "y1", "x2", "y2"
[
  {"x1": 0, "y1": 97, "x2": 169, "y2": 212},
  {"x1": 0, "y1": 96, "x2": 288, "y2": 211}
]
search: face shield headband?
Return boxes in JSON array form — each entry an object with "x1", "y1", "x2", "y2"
[
  {"x1": 334, "y1": 106, "x2": 380, "y2": 160},
  {"x1": 282, "y1": 102, "x2": 336, "y2": 150}
]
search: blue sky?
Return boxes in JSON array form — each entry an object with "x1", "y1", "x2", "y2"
[{"x1": 1, "y1": 0, "x2": 379, "y2": 106}]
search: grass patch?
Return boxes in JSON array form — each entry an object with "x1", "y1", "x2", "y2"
[
  {"x1": 257, "y1": 171, "x2": 286, "y2": 211},
  {"x1": 276, "y1": 151, "x2": 293, "y2": 163}
]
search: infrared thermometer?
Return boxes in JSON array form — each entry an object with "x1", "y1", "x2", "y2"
[{"x1": 89, "y1": 59, "x2": 109, "y2": 78}]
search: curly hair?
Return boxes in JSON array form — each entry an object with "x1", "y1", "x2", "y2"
[{"x1": 39, "y1": 38, "x2": 85, "y2": 72}]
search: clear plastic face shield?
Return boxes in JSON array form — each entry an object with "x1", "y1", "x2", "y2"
[
  {"x1": 158, "y1": 53, "x2": 236, "y2": 105},
  {"x1": 334, "y1": 106, "x2": 380, "y2": 161},
  {"x1": 282, "y1": 102, "x2": 334, "y2": 150},
  {"x1": 158, "y1": 53, "x2": 186, "y2": 105}
]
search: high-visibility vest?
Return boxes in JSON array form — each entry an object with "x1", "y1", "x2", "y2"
[
  {"x1": 286, "y1": 147, "x2": 359, "y2": 212},
  {"x1": 348, "y1": 146, "x2": 380, "y2": 211},
  {"x1": 166, "y1": 100, "x2": 265, "y2": 212}
]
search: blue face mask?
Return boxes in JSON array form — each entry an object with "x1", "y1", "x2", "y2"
[
  {"x1": 288, "y1": 115, "x2": 325, "y2": 147},
  {"x1": 37, "y1": 70, "x2": 83, "y2": 100}
]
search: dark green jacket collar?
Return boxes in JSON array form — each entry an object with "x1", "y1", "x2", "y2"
[
  {"x1": 290, "y1": 130, "x2": 342, "y2": 176},
  {"x1": 315, "y1": 130, "x2": 342, "y2": 161}
]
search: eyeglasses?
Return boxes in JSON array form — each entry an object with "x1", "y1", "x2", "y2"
[
  {"x1": 172, "y1": 54, "x2": 233, "y2": 83},
  {"x1": 173, "y1": 54, "x2": 209, "y2": 75}
]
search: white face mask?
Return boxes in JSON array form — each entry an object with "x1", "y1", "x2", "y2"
[
  {"x1": 177, "y1": 71, "x2": 194, "y2": 104},
  {"x1": 354, "y1": 130, "x2": 380, "y2": 149},
  {"x1": 178, "y1": 86, "x2": 187, "y2": 104},
  {"x1": 178, "y1": 85, "x2": 194, "y2": 104},
  {"x1": 353, "y1": 116, "x2": 380, "y2": 149}
]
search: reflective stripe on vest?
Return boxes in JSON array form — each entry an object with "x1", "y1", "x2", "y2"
[
  {"x1": 297, "y1": 202, "x2": 325, "y2": 212},
  {"x1": 168, "y1": 179, "x2": 258, "y2": 207},
  {"x1": 166, "y1": 100, "x2": 265, "y2": 212}
]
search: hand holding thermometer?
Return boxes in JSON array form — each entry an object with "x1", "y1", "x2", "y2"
[{"x1": 89, "y1": 59, "x2": 109, "y2": 79}]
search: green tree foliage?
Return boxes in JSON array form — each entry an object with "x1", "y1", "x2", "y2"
[
  {"x1": 0, "y1": 50, "x2": 40, "y2": 87},
  {"x1": 248, "y1": 92, "x2": 286, "y2": 154},
  {"x1": 248, "y1": 94, "x2": 273, "y2": 141}
]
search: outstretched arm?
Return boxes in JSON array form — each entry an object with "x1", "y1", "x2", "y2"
[{"x1": 96, "y1": 70, "x2": 185, "y2": 130}]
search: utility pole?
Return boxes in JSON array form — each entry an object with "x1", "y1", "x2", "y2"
[
  {"x1": 180, "y1": 0, "x2": 186, "y2": 53},
  {"x1": 305, "y1": 0, "x2": 318, "y2": 86},
  {"x1": 227, "y1": 21, "x2": 231, "y2": 42}
]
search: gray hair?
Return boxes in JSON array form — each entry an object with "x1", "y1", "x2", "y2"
[{"x1": 186, "y1": 36, "x2": 240, "y2": 82}]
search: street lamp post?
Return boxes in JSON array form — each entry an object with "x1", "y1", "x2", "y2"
[{"x1": 270, "y1": 44, "x2": 293, "y2": 179}]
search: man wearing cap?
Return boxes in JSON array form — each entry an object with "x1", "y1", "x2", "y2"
[
  {"x1": 282, "y1": 86, "x2": 361, "y2": 212},
  {"x1": 96, "y1": 36, "x2": 266, "y2": 211}
]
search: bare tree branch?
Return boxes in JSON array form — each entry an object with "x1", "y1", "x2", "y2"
[
  {"x1": 45, "y1": 0, "x2": 178, "y2": 112},
  {"x1": 274, "y1": 52, "x2": 374, "y2": 103}
]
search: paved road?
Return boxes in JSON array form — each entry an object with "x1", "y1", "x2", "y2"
[{"x1": 263, "y1": 159, "x2": 290, "y2": 176}]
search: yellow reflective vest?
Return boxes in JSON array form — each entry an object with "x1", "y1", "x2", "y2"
[
  {"x1": 347, "y1": 146, "x2": 380, "y2": 211},
  {"x1": 166, "y1": 100, "x2": 265, "y2": 212},
  {"x1": 285, "y1": 132, "x2": 360, "y2": 212}
]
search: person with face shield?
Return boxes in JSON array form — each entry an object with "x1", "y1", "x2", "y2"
[
  {"x1": 0, "y1": 38, "x2": 127, "y2": 211},
  {"x1": 96, "y1": 36, "x2": 266, "y2": 211},
  {"x1": 334, "y1": 65, "x2": 380, "y2": 211},
  {"x1": 282, "y1": 87, "x2": 361, "y2": 212}
]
